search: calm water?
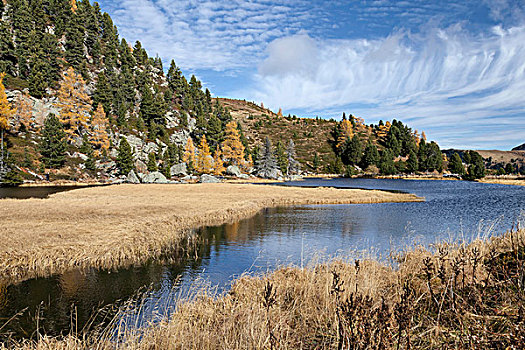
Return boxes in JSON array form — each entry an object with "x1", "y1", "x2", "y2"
[
  {"x1": 0, "y1": 186, "x2": 83, "y2": 199},
  {"x1": 0, "y1": 179, "x2": 523, "y2": 340}
]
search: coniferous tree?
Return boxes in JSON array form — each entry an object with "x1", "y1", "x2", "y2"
[
  {"x1": 406, "y1": 149, "x2": 419, "y2": 173},
  {"x1": 342, "y1": 134, "x2": 362, "y2": 165},
  {"x1": 464, "y1": 151, "x2": 485, "y2": 180},
  {"x1": 379, "y1": 149, "x2": 396, "y2": 175},
  {"x1": 286, "y1": 139, "x2": 299, "y2": 175},
  {"x1": 0, "y1": 73, "x2": 15, "y2": 165},
  {"x1": 116, "y1": 137, "x2": 134, "y2": 175},
  {"x1": 183, "y1": 138, "x2": 196, "y2": 172},
  {"x1": 196, "y1": 135, "x2": 212, "y2": 174},
  {"x1": 360, "y1": 142, "x2": 379, "y2": 170},
  {"x1": 256, "y1": 137, "x2": 278, "y2": 177},
  {"x1": 221, "y1": 121, "x2": 245, "y2": 166},
  {"x1": 275, "y1": 141, "x2": 287, "y2": 175},
  {"x1": 448, "y1": 152, "x2": 465, "y2": 175},
  {"x1": 93, "y1": 72, "x2": 112, "y2": 114},
  {"x1": 39, "y1": 114, "x2": 67, "y2": 168},
  {"x1": 213, "y1": 147, "x2": 225, "y2": 175},
  {"x1": 147, "y1": 152, "x2": 157, "y2": 172}
]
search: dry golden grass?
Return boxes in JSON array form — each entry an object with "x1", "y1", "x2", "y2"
[
  {"x1": 0, "y1": 183, "x2": 420, "y2": 284},
  {"x1": 476, "y1": 178, "x2": 525, "y2": 186},
  {"x1": 9, "y1": 227, "x2": 525, "y2": 349}
]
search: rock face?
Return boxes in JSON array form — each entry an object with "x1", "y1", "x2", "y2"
[
  {"x1": 126, "y1": 170, "x2": 140, "y2": 184},
  {"x1": 170, "y1": 163, "x2": 188, "y2": 177},
  {"x1": 513, "y1": 143, "x2": 525, "y2": 151},
  {"x1": 258, "y1": 168, "x2": 282, "y2": 180},
  {"x1": 142, "y1": 171, "x2": 168, "y2": 184},
  {"x1": 226, "y1": 165, "x2": 242, "y2": 177},
  {"x1": 200, "y1": 174, "x2": 221, "y2": 183}
]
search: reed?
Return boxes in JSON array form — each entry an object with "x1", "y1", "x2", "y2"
[
  {"x1": 6, "y1": 225, "x2": 524, "y2": 349},
  {"x1": 0, "y1": 183, "x2": 421, "y2": 285}
]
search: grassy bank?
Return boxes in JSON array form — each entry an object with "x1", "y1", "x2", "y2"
[
  {"x1": 8, "y1": 226, "x2": 524, "y2": 349},
  {"x1": 477, "y1": 178, "x2": 525, "y2": 186},
  {"x1": 0, "y1": 183, "x2": 421, "y2": 285}
]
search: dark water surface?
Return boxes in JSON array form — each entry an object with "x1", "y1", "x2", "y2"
[
  {"x1": 0, "y1": 179, "x2": 523, "y2": 340},
  {"x1": 0, "y1": 186, "x2": 82, "y2": 199}
]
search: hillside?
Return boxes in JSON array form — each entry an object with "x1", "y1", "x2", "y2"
[
  {"x1": 513, "y1": 143, "x2": 525, "y2": 151},
  {"x1": 443, "y1": 149, "x2": 525, "y2": 174},
  {"x1": 220, "y1": 98, "x2": 338, "y2": 171}
]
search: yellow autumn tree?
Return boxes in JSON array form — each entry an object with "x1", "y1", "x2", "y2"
[
  {"x1": 196, "y1": 135, "x2": 213, "y2": 174},
  {"x1": 56, "y1": 67, "x2": 92, "y2": 142},
  {"x1": 213, "y1": 148, "x2": 225, "y2": 176},
  {"x1": 70, "y1": 0, "x2": 77, "y2": 11},
  {"x1": 221, "y1": 121, "x2": 245, "y2": 166},
  {"x1": 336, "y1": 119, "x2": 353, "y2": 149},
  {"x1": 16, "y1": 92, "x2": 33, "y2": 131},
  {"x1": 90, "y1": 105, "x2": 110, "y2": 156},
  {"x1": 376, "y1": 121, "x2": 391, "y2": 141},
  {"x1": 0, "y1": 73, "x2": 15, "y2": 163},
  {"x1": 183, "y1": 137, "x2": 196, "y2": 170}
]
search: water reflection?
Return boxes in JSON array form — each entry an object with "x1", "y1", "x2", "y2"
[{"x1": 0, "y1": 179, "x2": 524, "y2": 340}]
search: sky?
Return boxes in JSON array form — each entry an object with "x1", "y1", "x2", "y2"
[{"x1": 96, "y1": 0, "x2": 525, "y2": 150}]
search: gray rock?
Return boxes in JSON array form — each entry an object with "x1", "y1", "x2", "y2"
[
  {"x1": 126, "y1": 170, "x2": 141, "y2": 184},
  {"x1": 170, "y1": 163, "x2": 188, "y2": 177},
  {"x1": 135, "y1": 159, "x2": 147, "y2": 174},
  {"x1": 142, "y1": 171, "x2": 168, "y2": 184},
  {"x1": 289, "y1": 175, "x2": 303, "y2": 181},
  {"x1": 72, "y1": 152, "x2": 88, "y2": 161},
  {"x1": 181, "y1": 175, "x2": 198, "y2": 182},
  {"x1": 258, "y1": 168, "x2": 282, "y2": 180},
  {"x1": 200, "y1": 174, "x2": 221, "y2": 183},
  {"x1": 169, "y1": 129, "x2": 191, "y2": 146},
  {"x1": 238, "y1": 174, "x2": 250, "y2": 179},
  {"x1": 226, "y1": 165, "x2": 242, "y2": 177}
]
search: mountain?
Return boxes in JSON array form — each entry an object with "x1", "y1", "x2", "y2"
[{"x1": 512, "y1": 143, "x2": 525, "y2": 151}]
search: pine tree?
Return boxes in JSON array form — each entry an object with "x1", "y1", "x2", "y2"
[
  {"x1": 448, "y1": 152, "x2": 465, "y2": 175},
  {"x1": 360, "y1": 142, "x2": 379, "y2": 170},
  {"x1": 196, "y1": 135, "x2": 212, "y2": 174},
  {"x1": 56, "y1": 67, "x2": 92, "y2": 141},
  {"x1": 379, "y1": 149, "x2": 396, "y2": 175},
  {"x1": 89, "y1": 104, "x2": 109, "y2": 156},
  {"x1": 275, "y1": 141, "x2": 288, "y2": 174},
  {"x1": 256, "y1": 137, "x2": 278, "y2": 177},
  {"x1": 221, "y1": 121, "x2": 245, "y2": 166},
  {"x1": 342, "y1": 134, "x2": 362, "y2": 165},
  {"x1": 286, "y1": 139, "x2": 299, "y2": 175},
  {"x1": 406, "y1": 149, "x2": 419, "y2": 173},
  {"x1": 39, "y1": 114, "x2": 67, "y2": 168},
  {"x1": 116, "y1": 137, "x2": 134, "y2": 175},
  {"x1": 0, "y1": 73, "x2": 15, "y2": 165},
  {"x1": 147, "y1": 152, "x2": 157, "y2": 172},
  {"x1": 93, "y1": 72, "x2": 111, "y2": 114}
]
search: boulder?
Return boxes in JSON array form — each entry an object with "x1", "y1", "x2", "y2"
[
  {"x1": 200, "y1": 174, "x2": 221, "y2": 183},
  {"x1": 226, "y1": 165, "x2": 242, "y2": 177},
  {"x1": 142, "y1": 171, "x2": 168, "y2": 184},
  {"x1": 238, "y1": 174, "x2": 250, "y2": 179},
  {"x1": 135, "y1": 159, "x2": 147, "y2": 174},
  {"x1": 126, "y1": 170, "x2": 141, "y2": 184},
  {"x1": 257, "y1": 168, "x2": 282, "y2": 180},
  {"x1": 289, "y1": 175, "x2": 303, "y2": 181},
  {"x1": 170, "y1": 163, "x2": 188, "y2": 177}
]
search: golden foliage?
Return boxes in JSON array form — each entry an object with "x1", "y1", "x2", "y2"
[
  {"x1": 213, "y1": 148, "x2": 225, "y2": 176},
  {"x1": 0, "y1": 73, "x2": 14, "y2": 131},
  {"x1": 183, "y1": 138, "x2": 196, "y2": 167},
  {"x1": 89, "y1": 105, "x2": 110, "y2": 156},
  {"x1": 221, "y1": 121, "x2": 245, "y2": 166},
  {"x1": 376, "y1": 122, "x2": 391, "y2": 141},
  {"x1": 337, "y1": 119, "x2": 353, "y2": 149},
  {"x1": 56, "y1": 67, "x2": 92, "y2": 141},
  {"x1": 196, "y1": 135, "x2": 213, "y2": 174}
]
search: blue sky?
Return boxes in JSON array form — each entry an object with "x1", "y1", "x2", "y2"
[{"x1": 97, "y1": 0, "x2": 525, "y2": 149}]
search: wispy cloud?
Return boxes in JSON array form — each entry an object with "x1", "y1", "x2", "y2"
[{"x1": 238, "y1": 24, "x2": 525, "y2": 149}]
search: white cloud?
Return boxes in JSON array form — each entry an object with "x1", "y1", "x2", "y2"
[{"x1": 238, "y1": 24, "x2": 525, "y2": 149}]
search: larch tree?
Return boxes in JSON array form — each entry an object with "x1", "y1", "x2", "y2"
[
  {"x1": 56, "y1": 67, "x2": 92, "y2": 142},
  {"x1": 213, "y1": 147, "x2": 225, "y2": 176},
  {"x1": 221, "y1": 121, "x2": 245, "y2": 166},
  {"x1": 196, "y1": 135, "x2": 213, "y2": 174},
  {"x1": 89, "y1": 104, "x2": 109, "y2": 156},
  {"x1": 0, "y1": 73, "x2": 14, "y2": 165},
  {"x1": 336, "y1": 119, "x2": 353, "y2": 150},
  {"x1": 183, "y1": 137, "x2": 196, "y2": 171}
]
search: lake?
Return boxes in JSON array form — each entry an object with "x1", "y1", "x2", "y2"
[{"x1": 0, "y1": 179, "x2": 523, "y2": 340}]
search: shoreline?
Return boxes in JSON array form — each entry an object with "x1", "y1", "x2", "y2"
[{"x1": 0, "y1": 183, "x2": 422, "y2": 285}]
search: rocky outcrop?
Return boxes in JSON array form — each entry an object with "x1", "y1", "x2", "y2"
[
  {"x1": 126, "y1": 170, "x2": 141, "y2": 184},
  {"x1": 142, "y1": 171, "x2": 168, "y2": 184},
  {"x1": 170, "y1": 163, "x2": 188, "y2": 177},
  {"x1": 226, "y1": 165, "x2": 242, "y2": 177},
  {"x1": 200, "y1": 174, "x2": 221, "y2": 183},
  {"x1": 257, "y1": 168, "x2": 283, "y2": 180}
]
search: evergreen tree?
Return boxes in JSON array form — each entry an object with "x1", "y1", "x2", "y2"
[
  {"x1": 342, "y1": 134, "x2": 362, "y2": 165},
  {"x1": 256, "y1": 137, "x2": 278, "y2": 177},
  {"x1": 116, "y1": 137, "x2": 134, "y2": 175},
  {"x1": 448, "y1": 152, "x2": 465, "y2": 175},
  {"x1": 275, "y1": 141, "x2": 287, "y2": 175},
  {"x1": 360, "y1": 142, "x2": 379, "y2": 170},
  {"x1": 379, "y1": 149, "x2": 396, "y2": 175},
  {"x1": 406, "y1": 149, "x2": 419, "y2": 173},
  {"x1": 39, "y1": 114, "x2": 67, "y2": 168},
  {"x1": 65, "y1": 14, "x2": 86, "y2": 70},
  {"x1": 386, "y1": 126, "x2": 401, "y2": 156},
  {"x1": 464, "y1": 151, "x2": 485, "y2": 180},
  {"x1": 93, "y1": 72, "x2": 112, "y2": 114},
  {"x1": 286, "y1": 139, "x2": 299, "y2": 175},
  {"x1": 0, "y1": 73, "x2": 15, "y2": 165},
  {"x1": 147, "y1": 152, "x2": 157, "y2": 172}
]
